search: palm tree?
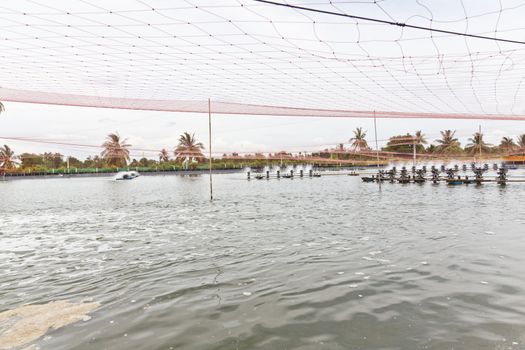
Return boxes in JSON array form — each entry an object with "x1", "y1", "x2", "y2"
[
  {"x1": 159, "y1": 148, "x2": 170, "y2": 163},
  {"x1": 435, "y1": 130, "x2": 460, "y2": 153},
  {"x1": 0, "y1": 145, "x2": 17, "y2": 170},
  {"x1": 465, "y1": 132, "x2": 491, "y2": 156},
  {"x1": 101, "y1": 132, "x2": 131, "y2": 167},
  {"x1": 349, "y1": 127, "x2": 369, "y2": 152},
  {"x1": 412, "y1": 130, "x2": 427, "y2": 158},
  {"x1": 517, "y1": 134, "x2": 525, "y2": 151},
  {"x1": 174, "y1": 132, "x2": 204, "y2": 161},
  {"x1": 499, "y1": 137, "x2": 517, "y2": 153},
  {"x1": 414, "y1": 130, "x2": 427, "y2": 145}
]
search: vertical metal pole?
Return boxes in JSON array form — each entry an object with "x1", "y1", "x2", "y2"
[
  {"x1": 413, "y1": 141, "x2": 416, "y2": 168},
  {"x1": 208, "y1": 98, "x2": 213, "y2": 201},
  {"x1": 478, "y1": 124, "x2": 482, "y2": 163},
  {"x1": 373, "y1": 111, "x2": 381, "y2": 189}
]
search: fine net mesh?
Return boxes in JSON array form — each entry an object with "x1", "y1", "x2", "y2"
[{"x1": 1, "y1": 0, "x2": 525, "y2": 119}]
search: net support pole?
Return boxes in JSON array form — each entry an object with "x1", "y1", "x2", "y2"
[
  {"x1": 479, "y1": 124, "x2": 482, "y2": 163},
  {"x1": 208, "y1": 98, "x2": 213, "y2": 201},
  {"x1": 413, "y1": 141, "x2": 416, "y2": 167},
  {"x1": 373, "y1": 110, "x2": 381, "y2": 189}
]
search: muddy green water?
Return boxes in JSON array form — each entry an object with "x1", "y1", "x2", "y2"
[{"x1": 1, "y1": 172, "x2": 525, "y2": 350}]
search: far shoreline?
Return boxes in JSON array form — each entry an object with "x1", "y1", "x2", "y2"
[
  {"x1": 1, "y1": 168, "x2": 242, "y2": 181},
  {"x1": 1, "y1": 157, "x2": 520, "y2": 181},
  {"x1": 0, "y1": 164, "x2": 378, "y2": 181}
]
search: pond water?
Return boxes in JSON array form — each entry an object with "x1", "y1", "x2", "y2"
[{"x1": 1, "y1": 171, "x2": 525, "y2": 350}]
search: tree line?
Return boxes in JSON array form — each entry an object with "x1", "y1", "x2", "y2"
[
  {"x1": 0, "y1": 131, "x2": 206, "y2": 172},
  {"x1": 348, "y1": 127, "x2": 525, "y2": 156},
  {"x1": 2, "y1": 102, "x2": 525, "y2": 172},
  {"x1": 3, "y1": 128, "x2": 525, "y2": 172}
]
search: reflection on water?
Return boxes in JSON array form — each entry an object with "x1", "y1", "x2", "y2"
[{"x1": 1, "y1": 174, "x2": 525, "y2": 349}]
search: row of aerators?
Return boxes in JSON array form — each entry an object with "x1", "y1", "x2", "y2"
[
  {"x1": 247, "y1": 169, "x2": 322, "y2": 180},
  {"x1": 362, "y1": 164, "x2": 513, "y2": 186}
]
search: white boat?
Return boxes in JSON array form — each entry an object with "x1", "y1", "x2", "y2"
[{"x1": 115, "y1": 171, "x2": 140, "y2": 180}]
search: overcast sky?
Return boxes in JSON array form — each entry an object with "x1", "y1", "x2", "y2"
[{"x1": 1, "y1": 0, "x2": 525, "y2": 159}]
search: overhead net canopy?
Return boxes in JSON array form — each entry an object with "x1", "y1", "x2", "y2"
[{"x1": 1, "y1": 0, "x2": 525, "y2": 120}]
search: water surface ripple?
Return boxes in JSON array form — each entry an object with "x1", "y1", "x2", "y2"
[{"x1": 1, "y1": 174, "x2": 525, "y2": 349}]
